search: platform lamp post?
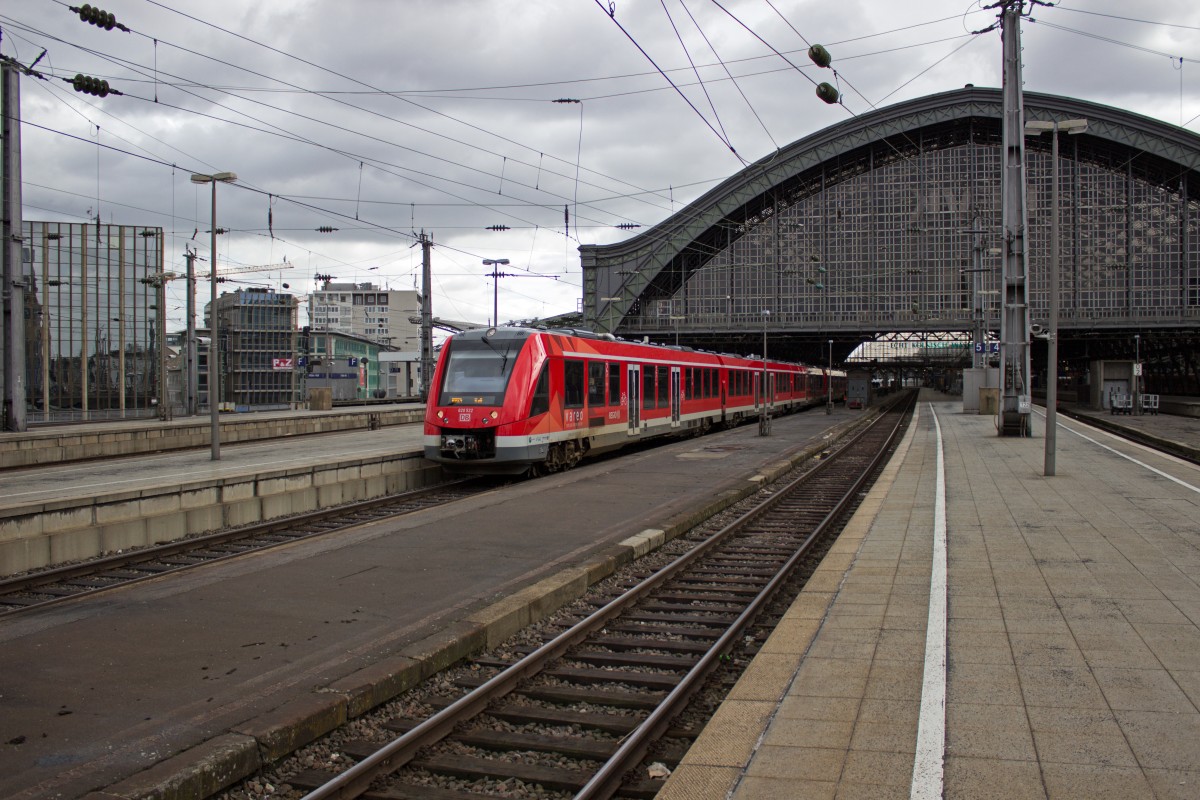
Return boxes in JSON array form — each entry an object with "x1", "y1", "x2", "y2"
[
  {"x1": 1025, "y1": 118, "x2": 1086, "y2": 476},
  {"x1": 1134, "y1": 333, "x2": 1140, "y2": 414},
  {"x1": 827, "y1": 339, "x2": 834, "y2": 414},
  {"x1": 482, "y1": 258, "x2": 510, "y2": 327},
  {"x1": 759, "y1": 309, "x2": 770, "y2": 436},
  {"x1": 190, "y1": 171, "x2": 237, "y2": 461}
]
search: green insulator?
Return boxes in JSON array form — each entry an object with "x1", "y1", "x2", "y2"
[
  {"x1": 816, "y1": 82, "x2": 840, "y2": 105},
  {"x1": 808, "y1": 44, "x2": 832, "y2": 69}
]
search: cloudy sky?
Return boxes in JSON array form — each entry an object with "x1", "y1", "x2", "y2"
[{"x1": 5, "y1": 0, "x2": 1198, "y2": 334}]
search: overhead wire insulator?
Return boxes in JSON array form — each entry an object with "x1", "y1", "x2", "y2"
[
  {"x1": 615, "y1": 223, "x2": 640, "y2": 230},
  {"x1": 70, "y1": 73, "x2": 119, "y2": 97},
  {"x1": 816, "y1": 82, "x2": 840, "y2": 105},
  {"x1": 808, "y1": 44, "x2": 832, "y2": 69},
  {"x1": 486, "y1": 225, "x2": 510, "y2": 231},
  {"x1": 316, "y1": 226, "x2": 338, "y2": 233},
  {"x1": 74, "y1": 4, "x2": 127, "y2": 31}
]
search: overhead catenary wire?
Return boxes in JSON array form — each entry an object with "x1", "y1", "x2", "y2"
[{"x1": 591, "y1": 0, "x2": 748, "y2": 165}]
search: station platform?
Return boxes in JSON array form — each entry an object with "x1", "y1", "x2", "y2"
[
  {"x1": 0, "y1": 402, "x2": 865, "y2": 800},
  {"x1": 0, "y1": 403, "x2": 424, "y2": 469},
  {"x1": 0, "y1": 418, "x2": 438, "y2": 576},
  {"x1": 659, "y1": 394, "x2": 1200, "y2": 800}
]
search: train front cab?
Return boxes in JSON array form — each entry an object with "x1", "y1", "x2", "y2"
[{"x1": 424, "y1": 328, "x2": 545, "y2": 474}]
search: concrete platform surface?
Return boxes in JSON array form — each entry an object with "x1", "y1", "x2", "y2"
[
  {"x1": 660, "y1": 395, "x2": 1200, "y2": 800},
  {"x1": 0, "y1": 424, "x2": 426, "y2": 511},
  {"x1": 0, "y1": 404, "x2": 862, "y2": 800},
  {"x1": 0, "y1": 404, "x2": 424, "y2": 469}
]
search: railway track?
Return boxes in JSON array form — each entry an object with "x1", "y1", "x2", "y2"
[
  {"x1": 288, "y1": 394, "x2": 914, "y2": 800},
  {"x1": 1056, "y1": 406, "x2": 1200, "y2": 465},
  {"x1": 0, "y1": 479, "x2": 489, "y2": 617}
]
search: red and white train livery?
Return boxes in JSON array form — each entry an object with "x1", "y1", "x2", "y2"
[{"x1": 424, "y1": 326, "x2": 846, "y2": 476}]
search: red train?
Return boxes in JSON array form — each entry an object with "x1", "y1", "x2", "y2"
[{"x1": 424, "y1": 327, "x2": 847, "y2": 476}]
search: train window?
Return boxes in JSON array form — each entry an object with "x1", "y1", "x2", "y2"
[
  {"x1": 608, "y1": 362, "x2": 620, "y2": 405},
  {"x1": 642, "y1": 366, "x2": 655, "y2": 408},
  {"x1": 684, "y1": 368, "x2": 692, "y2": 400},
  {"x1": 564, "y1": 360, "x2": 585, "y2": 408},
  {"x1": 438, "y1": 336, "x2": 522, "y2": 406},
  {"x1": 588, "y1": 361, "x2": 606, "y2": 406},
  {"x1": 529, "y1": 362, "x2": 550, "y2": 417},
  {"x1": 657, "y1": 366, "x2": 669, "y2": 407}
]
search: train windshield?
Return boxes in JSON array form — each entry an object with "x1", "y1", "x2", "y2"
[{"x1": 438, "y1": 336, "x2": 521, "y2": 406}]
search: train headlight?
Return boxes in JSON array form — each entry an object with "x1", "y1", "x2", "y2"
[
  {"x1": 436, "y1": 410, "x2": 444, "y2": 419},
  {"x1": 490, "y1": 411, "x2": 498, "y2": 420}
]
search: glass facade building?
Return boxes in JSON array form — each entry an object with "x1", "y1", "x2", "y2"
[{"x1": 20, "y1": 221, "x2": 165, "y2": 422}]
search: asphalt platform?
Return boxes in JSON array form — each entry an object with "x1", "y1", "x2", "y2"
[{"x1": 0, "y1": 402, "x2": 864, "y2": 800}]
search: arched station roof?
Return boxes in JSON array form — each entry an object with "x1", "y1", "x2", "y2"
[{"x1": 580, "y1": 86, "x2": 1200, "y2": 343}]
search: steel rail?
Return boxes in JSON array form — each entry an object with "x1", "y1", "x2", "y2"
[{"x1": 577, "y1": 397, "x2": 910, "y2": 799}]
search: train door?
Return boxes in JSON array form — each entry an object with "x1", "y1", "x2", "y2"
[
  {"x1": 627, "y1": 364, "x2": 641, "y2": 434},
  {"x1": 767, "y1": 372, "x2": 776, "y2": 412},
  {"x1": 670, "y1": 367, "x2": 681, "y2": 427}
]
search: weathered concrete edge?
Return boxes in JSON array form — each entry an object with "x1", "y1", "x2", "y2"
[{"x1": 97, "y1": 417, "x2": 869, "y2": 800}]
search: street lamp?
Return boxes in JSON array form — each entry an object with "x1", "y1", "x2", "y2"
[
  {"x1": 759, "y1": 309, "x2": 770, "y2": 436},
  {"x1": 1025, "y1": 118, "x2": 1086, "y2": 476},
  {"x1": 190, "y1": 171, "x2": 237, "y2": 461},
  {"x1": 482, "y1": 258, "x2": 510, "y2": 326},
  {"x1": 827, "y1": 339, "x2": 834, "y2": 414},
  {"x1": 1134, "y1": 333, "x2": 1140, "y2": 413}
]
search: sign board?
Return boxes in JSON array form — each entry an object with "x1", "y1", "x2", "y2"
[
  {"x1": 272, "y1": 358, "x2": 294, "y2": 370},
  {"x1": 1134, "y1": 363, "x2": 1143, "y2": 376},
  {"x1": 348, "y1": 357, "x2": 359, "y2": 367}
]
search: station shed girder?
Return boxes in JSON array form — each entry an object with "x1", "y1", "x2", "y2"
[{"x1": 580, "y1": 87, "x2": 1200, "y2": 379}]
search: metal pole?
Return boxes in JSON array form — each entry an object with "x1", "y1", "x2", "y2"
[
  {"x1": 827, "y1": 339, "x2": 833, "y2": 413},
  {"x1": 1134, "y1": 333, "x2": 1140, "y2": 414},
  {"x1": 999, "y1": 3, "x2": 1032, "y2": 436},
  {"x1": 1045, "y1": 123, "x2": 1059, "y2": 476},
  {"x1": 2, "y1": 62, "x2": 27, "y2": 431},
  {"x1": 185, "y1": 250, "x2": 197, "y2": 416},
  {"x1": 419, "y1": 233, "x2": 433, "y2": 402},
  {"x1": 758, "y1": 310, "x2": 770, "y2": 436},
  {"x1": 209, "y1": 181, "x2": 220, "y2": 460}
]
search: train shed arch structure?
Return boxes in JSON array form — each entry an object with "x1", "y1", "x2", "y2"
[{"x1": 581, "y1": 87, "x2": 1200, "y2": 392}]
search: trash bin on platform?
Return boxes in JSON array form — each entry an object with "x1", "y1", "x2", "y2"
[
  {"x1": 308, "y1": 387, "x2": 333, "y2": 410},
  {"x1": 979, "y1": 388, "x2": 999, "y2": 416}
]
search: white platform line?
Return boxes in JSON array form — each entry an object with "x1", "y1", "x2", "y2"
[{"x1": 911, "y1": 404, "x2": 947, "y2": 800}]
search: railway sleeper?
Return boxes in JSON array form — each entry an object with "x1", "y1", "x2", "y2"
[
  {"x1": 484, "y1": 703, "x2": 645, "y2": 735},
  {"x1": 287, "y1": 769, "x2": 497, "y2": 800},
  {"x1": 408, "y1": 753, "x2": 595, "y2": 793},
  {"x1": 431, "y1": 680, "x2": 665, "y2": 710},
  {"x1": 566, "y1": 649, "x2": 700, "y2": 670}
]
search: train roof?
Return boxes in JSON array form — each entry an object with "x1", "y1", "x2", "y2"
[{"x1": 446, "y1": 325, "x2": 842, "y2": 372}]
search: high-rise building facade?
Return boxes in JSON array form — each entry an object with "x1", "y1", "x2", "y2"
[
  {"x1": 208, "y1": 287, "x2": 298, "y2": 410},
  {"x1": 309, "y1": 282, "x2": 420, "y2": 348},
  {"x1": 17, "y1": 221, "x2": 165, "y2": 423}
]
